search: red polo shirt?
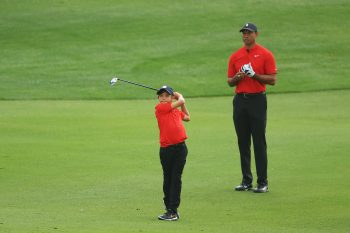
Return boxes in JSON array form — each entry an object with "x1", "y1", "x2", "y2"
[
  {"x1": 155, "y1": 102, "x2": 187, "y2": 147},
  {"x1": 227, "y1": 44, "x2": 277, "y2": 94}
]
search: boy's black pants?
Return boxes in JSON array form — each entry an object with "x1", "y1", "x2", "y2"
[
  {"x1": 233, "y1": 93, "x2": 268, "y2": 186},
  {"x1": 159, "y1": 142, "x2": 187, "y2": 213}
]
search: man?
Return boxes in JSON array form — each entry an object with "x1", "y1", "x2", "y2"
[{"x1": 227, "y1": 23, "x2": 277, "y2": 193}]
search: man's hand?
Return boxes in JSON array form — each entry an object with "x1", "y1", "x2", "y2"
[
  {"x1": 235, "y1": 72, "x2": 245, "y2": 81},
  {"x1": 240, "y1": 63, "x2": 256, "y2": 78}
]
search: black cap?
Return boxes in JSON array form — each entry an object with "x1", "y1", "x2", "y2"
[
  {"x1": 157, "y1": 85, "x2": 174, "y2": 95},
  {"x1": 239, "y1": 23, "x2": 258, "y2": 32}
]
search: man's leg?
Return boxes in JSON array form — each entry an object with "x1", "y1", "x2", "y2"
[
  {"x1": 233, "y1": 95, "x2": 253, "y2": 185},
  {"x1": 250, "y1": 94, "x2": 268, "y2": 186}
]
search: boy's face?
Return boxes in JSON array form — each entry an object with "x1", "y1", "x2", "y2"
[{"x1": 158, "y1": 91, "x2": 173, "y2": 103}]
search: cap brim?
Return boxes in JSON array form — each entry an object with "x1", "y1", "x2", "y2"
[
  {"x1": 157, "y1": 89, "x2": 173, "y2": 95},
  {"x1": 156, "y1": 89, "x2": 164, "y2": 95},
  {"x1": 239, "y1": 28, "x2": 256, "y2": 32}
]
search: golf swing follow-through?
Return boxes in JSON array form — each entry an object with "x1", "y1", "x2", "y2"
[
  {"x1": 109, "y1": 75, "x2": 190, "y2": 221},
  {"x1": 110, "y1": 76, "x2": 159, "y2": 91}
]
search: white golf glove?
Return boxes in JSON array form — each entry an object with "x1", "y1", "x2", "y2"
[{"x1": 240, "y1": 63, "x2": 256, "y2": 78}]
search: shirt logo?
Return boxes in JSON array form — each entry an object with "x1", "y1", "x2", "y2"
[{"x1": 254, "y1": 54, "x2": 260, "y2": 58}]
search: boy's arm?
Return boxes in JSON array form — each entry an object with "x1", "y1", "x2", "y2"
[
  {"x1": 181, "y1": 103, "x2": 190, "y2": 122},
  {"x1": 171, "y1": 92, "x2": 190, "y2": 121},
  {"x1": 171, "y1": 92, "x2": 185, "y2": 109}
]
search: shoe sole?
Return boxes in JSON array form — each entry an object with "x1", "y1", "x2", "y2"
[
  {"x1": 253, "y1": 189, "x2": 268, "y2": 193},
  {"x1": 158, "y1": 217, "x2": 178, "y2": 221},
  {"x1": 235, "y1": 187, "x2": 252, "y2": 191}
]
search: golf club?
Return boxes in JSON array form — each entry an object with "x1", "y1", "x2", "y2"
[{"x1": 110, "y1": 76, "x2": 159, "y2": 91}]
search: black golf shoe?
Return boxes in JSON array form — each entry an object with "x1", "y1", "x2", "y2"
[
  {"x1": 158, "y1": 210, "x2": 179, "y2": 221},
  {"x1": 234, "y1": 183, "x2": 253, "y2": 191},
  {"x1": 253, "y1": 184, "x2": 268, "y2": 193}
]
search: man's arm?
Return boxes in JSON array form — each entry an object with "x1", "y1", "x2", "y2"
[
  {"x1": 253, "y1": 74, "x2": 276, "y2": 85},
  {"x1": 227, "y1": 71, "x2": 245, "y2": 87},
  {"x1": 240, "y1": 63, "x2": 276, "y2": 85}
]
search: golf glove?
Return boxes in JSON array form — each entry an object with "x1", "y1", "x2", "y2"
[{"x1": 240, "y1": 63, "x2": 256, "y2": 78}]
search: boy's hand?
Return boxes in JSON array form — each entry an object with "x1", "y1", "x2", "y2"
[
  {"x1": 171, "y1": 92, "x2": 185, "y2": 108},
  {"x1": 173, "y1": 92, "x2": 182, "y2": 100}
]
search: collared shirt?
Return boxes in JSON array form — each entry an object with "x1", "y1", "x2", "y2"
[
  {"x1": 155, "y1": 102, "x2": 187, "y2": 148},
  {"x1": 228, "y1": 44, "x2": 277, "y2": 94}
]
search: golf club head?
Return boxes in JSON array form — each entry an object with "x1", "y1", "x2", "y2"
[{"x1": 110, "y1": 77, "x2": 119, "y2": 86}]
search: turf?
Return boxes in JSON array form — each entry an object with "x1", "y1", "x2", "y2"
[
  {"x1": 1, "y1": 0, "x2": 349, "y2": 232},
  {"x1": 1, "y1": 0, "x2": 350, "y2": 100},
  {"x1": 1, "y1": 90, "x2": 349, "y2": 233}
]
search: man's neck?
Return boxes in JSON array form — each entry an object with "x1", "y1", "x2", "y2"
[{"x1": 245, "y1": 43, "x2": 256, "y2": 51}]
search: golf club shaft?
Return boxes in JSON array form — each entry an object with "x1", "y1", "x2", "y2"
[{"x1": 117, "y1": 78, "x2": 159, "y2": 91}]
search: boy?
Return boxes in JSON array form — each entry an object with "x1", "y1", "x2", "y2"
[{"x1": 155, "y1": 85, "x2": 190, "y2": 221}]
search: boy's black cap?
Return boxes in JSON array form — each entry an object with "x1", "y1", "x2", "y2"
[
  {"x1": 157, "y1": 85, "x2": 174, "y2": 95},
  {"x1": 239, "y1": 23, "x2": 258, "y2": 32}
]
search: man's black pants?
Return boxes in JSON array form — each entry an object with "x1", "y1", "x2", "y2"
[
  {"x1": 233, "y1": 93, "x2": 268, "y2": 186},
  {"x1": 160, "y1": 142, "x2": 187, "y2": 213}
]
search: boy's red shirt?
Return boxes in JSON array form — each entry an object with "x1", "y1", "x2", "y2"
[{"x1": 155, "y1": 102, "x2": 187, "y2": 147}]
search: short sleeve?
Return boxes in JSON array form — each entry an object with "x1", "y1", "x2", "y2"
[
  {"x1": 227, "y1": 55, "x2": 237, "y2": 77},
  {"x1": 265, "y1": 51, "x2": 277, "y2": 74}
]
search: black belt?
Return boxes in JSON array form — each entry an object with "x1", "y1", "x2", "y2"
[
  {"x1": 167, "y1": 141, "x2": 186, "y2": 148},
  {"x1": 236, "y1": 92, "x2": 265, "y2": 98}
]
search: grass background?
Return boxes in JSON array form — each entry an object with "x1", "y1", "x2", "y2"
[
  {"x1": 1, "y1": 0, "x2": 349, "y2": 99},
  {"x1": 1, "y1": 0, "x2": 350, "y2": 232},
  {"x1": 1, "y1": 92, "x2": 349, "y2": 233}
]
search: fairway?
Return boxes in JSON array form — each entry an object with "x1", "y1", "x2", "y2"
[
  {"x1": 1, "y1": 0, "x2": 350, "y2": 232},
  {"x1": 1, "y1": 91, "x2": 349, "y2": 233}
]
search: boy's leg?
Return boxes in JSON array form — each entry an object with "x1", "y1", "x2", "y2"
[
  {"x1": 160, "y1": 147, "x2": 173, "y2": 210},
  {"x1": 168, "y1": 143, "x2": 188, "y2": 212}
]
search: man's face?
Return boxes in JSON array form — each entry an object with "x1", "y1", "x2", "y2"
[{"x1": 241, "y1": 30, "x2": 258, "y2": 46}]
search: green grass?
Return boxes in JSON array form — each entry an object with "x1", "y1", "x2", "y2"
[
  {"x1": 1, "y1": 1, "x2": 349, "y2": 232},
  {"x1": 1, "y1": 0, "x2": 350, "y2": 100},
  {"x1": 1, "y1": 90, "x2": 349, "y2": 233}
]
